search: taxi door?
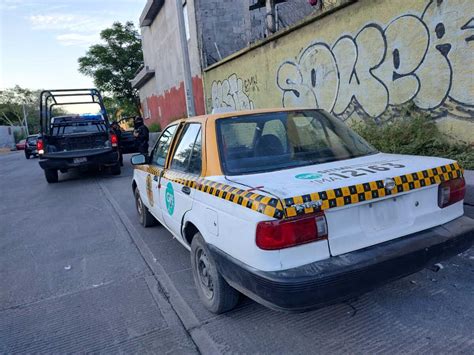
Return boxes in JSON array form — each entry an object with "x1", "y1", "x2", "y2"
[
  {"x1": 160, "y1": 123, "x2": 202, "y2": 239},
  {"x1": 146, "y1": 124, "x2": 178, "y2": 222}
]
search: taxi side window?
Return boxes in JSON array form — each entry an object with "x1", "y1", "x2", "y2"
[
  {"x1": 150, "y1": 125, "x2": 177, "y2": 167},
  {"x1": 170, "y1": 123, "x2": 202, "y2": 175}
]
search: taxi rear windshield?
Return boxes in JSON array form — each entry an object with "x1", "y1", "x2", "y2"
[{"x1": 216, "y1": 110, "x2": 377, "y2": 175}]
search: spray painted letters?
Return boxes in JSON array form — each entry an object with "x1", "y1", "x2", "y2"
[
  {"x1": 211, "y1": 74, "x2": 255, "y2": 111},
  {"x1": 277, "y1": 0, "x2": 474, "y2": 118}
]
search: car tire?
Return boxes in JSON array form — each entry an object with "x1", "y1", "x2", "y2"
[
  {"x1": 134, "y1": 189, "x2": 157, "y2": 227},
  {"x1": 110, "y1": 163, "x2": 121, "y2": 175},
  {"x1": 191, "y1": 233, "x2": 239, "y2": 314},
  {"x1": 44, "y1": 169, "x2": 58, "y2": 183}
]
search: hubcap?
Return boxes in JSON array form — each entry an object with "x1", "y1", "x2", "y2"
[
  {"x1": 136, "y1": 193, "x2": 143, "y2": 217},
  {"x1": 196, "y1": 248, "x2": 214, "y2": 299}
]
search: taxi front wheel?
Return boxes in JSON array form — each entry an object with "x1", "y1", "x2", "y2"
[
  {"x1": 134, "y1": 189, "x2": 157, "y2": 227},
  {"x1": 191, "y1": 233, "x2": 239, "y2": 314}
]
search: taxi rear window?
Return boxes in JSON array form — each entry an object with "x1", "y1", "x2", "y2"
[{"x1": 216, "y1": 110, "x2": 377, "y2": 175}]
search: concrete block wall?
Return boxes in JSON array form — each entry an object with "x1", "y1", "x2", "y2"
[
  {"x1": 0, "y1": 126, "x2": 24, "y2": 148},
  {"x1": 249, "y1": 0, "x2": 316, "y2": 42},
  {"x1": 195, "y1": 0, "x2": 252, "y2": 67},
  {"x1": 196, "y1": 0, "x2": 320, "y2": 67}
]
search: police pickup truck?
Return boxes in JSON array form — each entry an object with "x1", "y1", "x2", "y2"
[
  {"x1": 37, "y1": 89, "x2": 120, "y2": 183},
  {"x1": 131, "y1": 108, "x2": 473, "y2": 313}
]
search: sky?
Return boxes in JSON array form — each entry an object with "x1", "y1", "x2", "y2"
[{"x1": 0, "y1": 0, "x2": 144, "y2": 90}]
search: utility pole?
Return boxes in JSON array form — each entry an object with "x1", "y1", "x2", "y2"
[
  {"x1": 175, "y1": 0, "x2": 196, "y2": 117},
  {"x1": 22, "y1": 104, "x2": 29, "y2": 136},
  {"x1": 266, "y1": 0, "x2": 276, "y2": 35}
]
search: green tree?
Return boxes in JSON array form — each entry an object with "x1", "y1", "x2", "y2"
[
  {"x1": 78, "y1": 21, "x2": 143, "y2": 115},
  {"x1": 0, "y1": 85, "x2": 40, "y2": 133},
  {"x1": 103, "y1": 95, "x2": 139, "y2": 120}
]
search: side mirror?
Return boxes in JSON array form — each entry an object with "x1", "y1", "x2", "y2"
[{"x1": 131, "y1": 154, "x2": 146, "y2": 165}]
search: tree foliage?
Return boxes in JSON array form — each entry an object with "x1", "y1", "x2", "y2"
[
  {"x1": 0, "y1": 86, "x2": 40, "y2": 132},
  {"x1": 78, "y1": 21, "x2": 143, "y2": 115}
]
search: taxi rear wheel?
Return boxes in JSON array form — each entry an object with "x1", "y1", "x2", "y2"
[
  {"x1": 134, "y1": 189, "x2": 156, "y2": 227},
  {"x1": 191, "y1": 233, "x2": 239, "y2": 314}
]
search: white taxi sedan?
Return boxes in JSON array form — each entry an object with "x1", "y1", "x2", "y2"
[{"x1": 131, "y1": 108, "x2": 473, "y2": 313}]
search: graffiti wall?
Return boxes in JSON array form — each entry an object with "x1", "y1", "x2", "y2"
[{"x1": 204, "y1": 0, "x2": 474, "y2": 143}]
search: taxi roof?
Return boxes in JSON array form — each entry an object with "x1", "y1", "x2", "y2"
[
  {"x1": 172, "y1": 107, "x2": 319, "y2": 125},
  {"x1": 166, "y1": 107, "x2": 320, "y2": 177}
]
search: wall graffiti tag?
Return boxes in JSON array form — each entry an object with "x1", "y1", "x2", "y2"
[
  {"x1": 276, "y1": 0, "x2": 473, "y2": 119},
  {"x1": 211, "y1": 74, "x2": 255, "y2": 111}
]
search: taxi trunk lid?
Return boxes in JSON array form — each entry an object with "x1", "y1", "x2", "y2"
[{"x1": 228, "y1": 153, "x2": 464, "y2": 256}]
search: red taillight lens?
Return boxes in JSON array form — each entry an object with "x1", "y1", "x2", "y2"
[
  {"x1": 37, "y1": 139, "x2": 44, "y2": 154},
  {"x1": 438, "y1": 177, "x2": 465, "y2": 208},
  {"x1": 256, "y1": 213, "x2": 328, "y2": 250},
  {"x1": 110, "y1": 133, "x2": 118, "y2": 147}
]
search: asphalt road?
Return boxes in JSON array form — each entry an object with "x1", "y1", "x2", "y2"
[{"x1": 1, "y1": 151, "x2": 473, "y2": 353}]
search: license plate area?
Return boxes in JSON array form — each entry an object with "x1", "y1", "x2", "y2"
[
  {"x1": 73, "y1": 157, "x2": 87, "y2": 164},
  {"x1": 360, "y1": 197, "x2": 406, "y2": 232}
]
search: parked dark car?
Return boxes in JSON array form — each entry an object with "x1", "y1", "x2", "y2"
[
  {"x1": 117, "y1": 117, "x2": 140, "y2": 154},
  {"x1": 15, "y1": 139, "x2": 26, "y2": 150},
  {"x1": 25, "y1": 134, "x2": 39, "y2": 159}
]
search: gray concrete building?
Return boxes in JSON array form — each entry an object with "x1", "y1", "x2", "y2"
[{"x1": 132, "y1": 0, "x2": 319, "y2": 128}]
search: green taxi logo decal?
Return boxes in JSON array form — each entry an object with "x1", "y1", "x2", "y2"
[
  {"x1": 146, "y1": 174, "x2": 154, "y2": 207},
  {"x1": 165, "y1": 182, "x2": 175, "y2": 215},
  {"x1": 295, "y1": 173, "x2": 323, "y2": 180}
]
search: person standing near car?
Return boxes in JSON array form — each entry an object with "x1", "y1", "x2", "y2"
[
  {"x1": 110, "y1": 121, "x2": 123, "y2": 166},
  {"x1": 133, "y1": 116, "x2": 149, "y2": 156}
]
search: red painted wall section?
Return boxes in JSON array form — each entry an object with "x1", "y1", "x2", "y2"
[{"x1": 144, "y1": 76, "x2": 205, "y2": 129}]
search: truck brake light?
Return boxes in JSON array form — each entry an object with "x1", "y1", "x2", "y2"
[
  {"x1": 256, "y1": 213, "x2": 328, "y2": 250},
  {"x1": 37, "y1": 139, "x2": 44, "y2": 155},
  {"x1": 438, "y1": 177, "x2": 465, "y2": 208},
  {"x1": 110, "y1": 133, "x2": 118, "y2": 148}
]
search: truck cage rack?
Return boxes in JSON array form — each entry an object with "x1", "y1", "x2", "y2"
[{"x1": 39, "y1": 89, "x2": 109, "y2": 135}]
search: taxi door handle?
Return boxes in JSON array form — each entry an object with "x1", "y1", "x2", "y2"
[{"x1": 182, "y1": 186, "x2": 191, "y2": 195}]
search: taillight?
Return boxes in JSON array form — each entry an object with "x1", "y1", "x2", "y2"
[
  {"x1": 256, "y1": 213, "x2": 328, "y2": 250},
  {"x1": 110, "y1": 133, "x2": 118, "y2": 148},
  {"x1": 438, "y1": 177, "x2": 465, "y2": 208},
  {"x1": 37, "y1": 139, "x2": 44, "y2": 155}
]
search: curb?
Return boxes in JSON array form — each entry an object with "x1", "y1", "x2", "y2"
[
  {"x1": 97, "y1": 179, "x2": 220, "y2": 354},
  {"x1": 464, "y1": 170, "x2": 474, "y2": 206}
]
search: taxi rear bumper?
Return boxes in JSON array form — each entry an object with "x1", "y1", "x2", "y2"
[{"x1": 209, "y1": 216, "x2": 474, "y2": 312}]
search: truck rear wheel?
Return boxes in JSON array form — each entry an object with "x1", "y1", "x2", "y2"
[
  {"x1": 44, "y1": 169, "x2": 58, "y2": 183},
  {"x1": 110, "y1": 163, "x2": 121, "y2": 175},
  {"x1": 191, "y1": 233, "x2": 239, "y2": 314}
]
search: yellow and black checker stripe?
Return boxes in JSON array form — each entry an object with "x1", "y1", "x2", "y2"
[
  {"x1": 163, "y1": 170, "x2": 286, "y2": 219},
  {"x1": 284, "y1": 162, "x2": 463, "y2": 217},
  {"x1": 135, "y1": 162, "x2": 462, "y2": 220},
  {"x1": 135, "y1": 165, "x2": 162, "y2": 176}
]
